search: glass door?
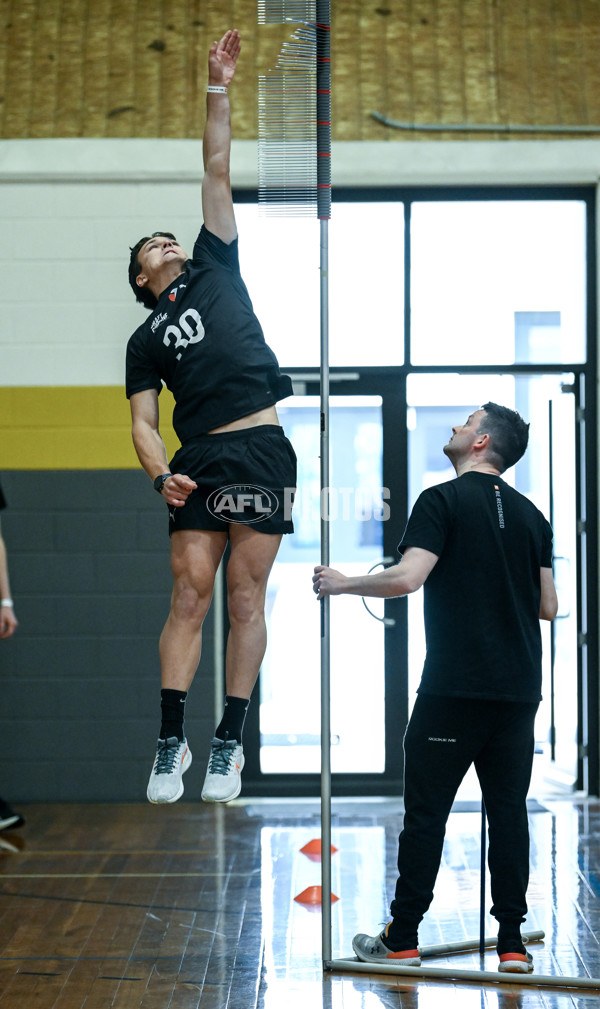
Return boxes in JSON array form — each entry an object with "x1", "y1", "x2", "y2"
[
  {"x1": 406, "y1": 371, "x2": 580, "y2": 795},
  {"x1": 242, "y1": 371, "x2": 408, "y2": 796},
  {"x1": 261, "y1": 393, "x2": 387, "y2": 775},
  {"x1": 240, "y1": 368, "x2": 585, "y2": 796}
]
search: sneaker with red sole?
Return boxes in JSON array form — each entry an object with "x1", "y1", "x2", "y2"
[
  {"x1": 498, "y1": 951, "x2": 534, "y2": 973},
  {"x1": 352, "y1": 924, "x2": 421, "y2": 965}
]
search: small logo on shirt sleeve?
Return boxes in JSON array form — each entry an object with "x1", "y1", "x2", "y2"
[
  {"x1": 494, "y1": 485, "x2": 505, "y2": 529},
  {"x1": 150, "y1": 312, "x2": 168, "y2": 332}
]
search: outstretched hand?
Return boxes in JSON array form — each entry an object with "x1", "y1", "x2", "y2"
[{"x1": 208, "y1": 29, "x2": 241, "y2": 88}]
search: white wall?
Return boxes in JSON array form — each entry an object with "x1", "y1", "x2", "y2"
[{"x1": 1, "y1": 137, "x2": 600, "y2": 387}]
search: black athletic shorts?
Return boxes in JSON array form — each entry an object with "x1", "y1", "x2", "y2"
[{"x1": 167, "y1": 425, "x2": 297, "y2": 535}]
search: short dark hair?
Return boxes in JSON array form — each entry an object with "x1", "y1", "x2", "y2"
[
  {"x1": 477, "y1": 402, "x2": 530, "y2": 472},
  {"x1": 128, "y1": 232, "x2": 178, "y2": 310}
]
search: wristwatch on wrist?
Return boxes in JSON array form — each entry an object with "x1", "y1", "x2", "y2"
[{"x1": 153, "y1": 473, "x2": 171, "y2": 494}]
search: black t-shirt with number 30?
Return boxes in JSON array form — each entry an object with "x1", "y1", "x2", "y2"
[{"x1": 126, "y1": 226, "x2": 292, "y2": 442}]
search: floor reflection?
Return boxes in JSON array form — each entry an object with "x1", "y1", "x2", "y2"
[{"x1": 1, "y1": 797, "x2": 599, "y2": 1006}]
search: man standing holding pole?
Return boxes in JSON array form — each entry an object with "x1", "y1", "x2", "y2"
[{"x1": 313, "y1": 403, "x2": 558, "y2": 974}]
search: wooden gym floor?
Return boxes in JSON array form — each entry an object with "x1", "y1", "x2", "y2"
[{"x1": 1, "y1": 793, "x2": 600, "y2": 1007}]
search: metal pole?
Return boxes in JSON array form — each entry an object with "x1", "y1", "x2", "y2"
[
  {"x1": 316, "y1": 0, "x2": 332, "y2": 968},
  {"x1": 320, "y1": 216, "x2": 331, "y2": 965},
  {"x1": 418, "y1": 930, "x2": 545, "y2": 957},
  {"x1": 325, "y1": 959, "x2": 600, "y2": 990}
]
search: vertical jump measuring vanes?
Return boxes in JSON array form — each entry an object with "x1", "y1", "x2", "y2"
[{"x1": 257, "y1": 0, "x2": 332, "y2": 967}]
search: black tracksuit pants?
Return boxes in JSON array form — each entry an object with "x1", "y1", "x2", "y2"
[{"x1": 390, "y1": 693, "x2": 539, "y2": 933}]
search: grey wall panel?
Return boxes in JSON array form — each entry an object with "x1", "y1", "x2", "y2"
[{"x1": 0, "y1": 470, "x2": 218, "y2": 802}]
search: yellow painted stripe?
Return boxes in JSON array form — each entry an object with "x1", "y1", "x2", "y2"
[{"x1": 0, "y1": 387, "x2": 179, "y2": 469}]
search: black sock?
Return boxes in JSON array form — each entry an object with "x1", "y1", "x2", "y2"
[
  {"x1": 384, "y1": 919, "x2": 419, "y2": 952},
  {"x1": 215, "y1": 695, "x2": 249, "y2": 744},
  {"x1": 497, "y1": 923, "x2": 526, "y2": 956},
  {"x1": 160, "y1": 688, "x2": 187, "y2": 742}
]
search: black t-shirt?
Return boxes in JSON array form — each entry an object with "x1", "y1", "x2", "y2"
[
  {"x1": 126, "y1": 226, "x2": 293, "y2": 442},
  {"x1": 399, "y1": 471, "x2": 554, "y2": 703},
  {"x1": 0, "y1": 481, "x2": 6, "y2": 511}
]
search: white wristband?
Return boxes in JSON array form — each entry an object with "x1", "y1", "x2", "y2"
[
  {"x1": 207, "y1": 85, "x2": 228, "y2": 94},
  {"x1": 1, "y1": 598, "x2": 13, "y2": 607}
]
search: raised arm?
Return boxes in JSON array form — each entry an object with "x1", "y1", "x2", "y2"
[
  {"x1": 129, "y1": 389, "x2": 197, "y2": 507},
  {"x1": 313, "y1": 546, "x2": 439, "y2": 601},
  {"x1": 201, "y1": 29, "x2": 241, "y2": 244}
]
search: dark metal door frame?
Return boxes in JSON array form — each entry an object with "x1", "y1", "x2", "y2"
[{"x1": 232, "y1": 183, "x2": 598, "y2": 797}]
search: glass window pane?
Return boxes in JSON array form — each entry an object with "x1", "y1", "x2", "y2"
[
  {"x1": 410, "y1": 201, "x2": 586, "y2": 365},
  {"x1": 235, "y1": 202, "x2": 404, "y2": 367},
  {"x1": 260, "y1": 395, "x2": 387, "y2": 774},
  {"x1": 328, "y1": 203, "x2": 404, "y2": 367},
  {"x1": 405, "y1": 372, "x2": 577, "y2": 789}
]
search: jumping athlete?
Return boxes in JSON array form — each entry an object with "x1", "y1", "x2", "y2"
[
  {"x1": 126, "y1": 30, "x2": 296, "y2": 805},
  {"x1": 313, "y1": 403, "x2": 558, "y2": 974}
]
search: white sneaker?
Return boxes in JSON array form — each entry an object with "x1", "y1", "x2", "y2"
[
  {"x1": 201, "y1": 737, "x2": 244, "y2": 803},
  {"x1": 147, "y1": 737, "x2": 192, "y2": 804}
]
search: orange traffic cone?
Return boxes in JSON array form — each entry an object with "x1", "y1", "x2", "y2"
[
  {"x1": 294, "y1": 885, "x2": 339, "y2": 906},
  {"x1": 299, "y1": 838, "x2": 338, "y2": 862}
]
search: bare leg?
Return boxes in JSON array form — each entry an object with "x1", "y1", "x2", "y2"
[
  {"x1": 159, "y1": 529, "x2": 228, "y2": 691},
  {"x1": 224, "y1": 524, "x2": 283, "y2": 699},
  {"x1": 200, "y1": 525, "x2": 282, "y2": 803},
  {"x1": 148, "y1": 529, "x2": 228, "y2": 805}
]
